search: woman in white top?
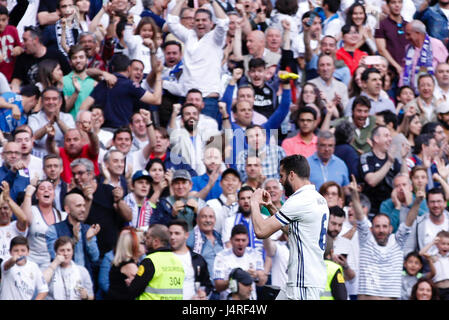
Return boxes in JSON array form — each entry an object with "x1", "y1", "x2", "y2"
[
  {"x1": 43, "y1": 236, "x2": 94, "y2": 300},
  {"x1": 21, "y1": 180, "x2": 67, "y2": 270}
]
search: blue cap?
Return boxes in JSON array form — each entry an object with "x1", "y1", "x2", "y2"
[{"x1": 132, "y1": 169, "x2": 152, "y2": 182}]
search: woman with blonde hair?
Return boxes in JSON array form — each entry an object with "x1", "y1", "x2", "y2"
[{"x1": 105, "y1": 227, "x2": 145, "y2": 300}]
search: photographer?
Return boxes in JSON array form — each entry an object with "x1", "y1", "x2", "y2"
[{"x1": 150, "y1": 169, "x2": 206, "y2": 231}]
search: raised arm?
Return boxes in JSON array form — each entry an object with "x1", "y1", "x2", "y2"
[
  {"x1": 1, "y1": 181, "x2": 27, "y2": 231},
  {"x1": 348, "y1": 174, "x2": 364, "y2": 221}
]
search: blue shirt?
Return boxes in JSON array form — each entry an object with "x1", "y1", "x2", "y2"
[
  {"x1": 191, "y1": 173, "x2": 222, "y2": 202},
  {"x1": 0, "y1": 92, "x2": 27, "y2": 133},
  {"x1": 90, "y1": 73, "x2": 146, "y2": 128},
  {"x1": 307, "y1": 153, "x2": 349, "y2": 190},
  {"x1": 186, "y1": 230, "x2": 223, "y2": 283},
  {"x1": 0, "y1": 165, "x2": 30, "y2": 202},
  {"x1": 141, "y1": 8, "x2": 166, "y2": 29}
]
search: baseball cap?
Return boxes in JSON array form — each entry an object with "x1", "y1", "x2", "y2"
[
  {"x1": 172, "y1": 169, "x2": 192, "y2": 182},
  {"x1": 132, "y1": 169, "x2": 152, "y2": 183},
  {"x1": 437, "y1": 101, "x2": 449, "y2": 114},
  {"x1": 230, "y1": 268, "x2": 253, "y2": 286}
]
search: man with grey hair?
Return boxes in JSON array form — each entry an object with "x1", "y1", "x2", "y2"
[
  {"x1": 70, "y1": 157, "x2": 132, "y2": 257},
  {"x1": 141, "y1": 0, "x2": 170, "y2": 30},
  {"x1": 261, "y1": 178, "x2": 284, "y2": 216},
  {"x1": 380, "y1": 173, "x2": 428, "y2": 233},
  {"x1": 101, "y1": 149, "x2": 128, "y2": 192},
  {"x1": 307, "y1": 130, "x2": 350, "y2": 190},
  {"x1": 400, "y1": 19, "x2": 448, "y2": 92}
]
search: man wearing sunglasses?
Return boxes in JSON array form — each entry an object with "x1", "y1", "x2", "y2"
[{"x1": 375, "y1": 0, "x2": 409, "y2": 76}]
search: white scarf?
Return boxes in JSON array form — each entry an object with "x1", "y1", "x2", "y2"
[
  {"x1": 192, "y1": 225, "x2": 204, "y2": 254},
  {"x1": 50, "y1": 261, "x2": 83, "y2": 300},
  {"x1": 55, "y1": 19, "x2": 81, "y2": 57}
]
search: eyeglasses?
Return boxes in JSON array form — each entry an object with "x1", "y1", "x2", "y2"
[
  {"x1": 397, "y1": 23, "x2": 404, "y2": 35},
  {"x1": 3, "y1": 151, "x2": 21, "y2": 156},
  {"x1": 72, "y1": 170, "x2": 87, "y2": 176}
]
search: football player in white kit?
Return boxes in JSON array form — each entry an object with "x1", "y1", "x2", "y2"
[{"x1": 250, "y1": 154, "x2": 329, "y2": 300}]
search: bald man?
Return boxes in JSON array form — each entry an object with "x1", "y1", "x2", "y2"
[
  {"x1": 45, "y1": 192, "x2": 100, "y2": 276},
  {"x1": 234, "y1": 30, "x2": 281, "y2": 78}
]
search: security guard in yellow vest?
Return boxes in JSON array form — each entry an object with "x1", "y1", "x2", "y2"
[
  {"x1": 126, "y1": 224, "x2": 185, "y2": 300},
  {"x1": 320, "y1": 236, "x2": 347, "y2": 300}
]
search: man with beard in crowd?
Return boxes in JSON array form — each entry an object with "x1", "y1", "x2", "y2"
[
  {"x1": 63, "y1": 44, "x2": 96, "y2": 120},
  {"x1": 168, "y1": 103, "x2": 209, "y2": 175}
]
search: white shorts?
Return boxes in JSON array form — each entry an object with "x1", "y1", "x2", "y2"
[{"x1": 276, "y1": 286, "x2": 323, "y2": 300}]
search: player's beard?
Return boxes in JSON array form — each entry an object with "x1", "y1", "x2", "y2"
[{"x1": 283, "y1": 179, "x2": 294, "y2": 197}]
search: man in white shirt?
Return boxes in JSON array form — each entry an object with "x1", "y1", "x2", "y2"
[
  {"x1": 167, "y1": 0, "x2": 229, "y2": 122},
  {"x1": 12, "y1": 128, "x2": 43, "y2": 180},
  {"x1": 250, "y1": 154, "x2": 329, "y2": 300},
  {"x1": 309, "y1": 54, "x2": 349, "y2": 111},
  {"x1": 213, "y1": 224, "x2": 267, "y2": 300},
  {"x1": 168, "y1": 219, "x2": 212, "y2": 300},
  {"x1": 434, "y1": 62, "x2": 449, "y2": 103}
]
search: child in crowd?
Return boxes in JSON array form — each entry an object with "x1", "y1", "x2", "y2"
[
  {"x1": 401, "y1": 251, "x2": 435, "y2": 300},
  {"x1": 420, "y1": 230, "x2": 449, "y2": 300},
  {"x1": 0, "y1": 236, "x2": 48, "y2": 300}
]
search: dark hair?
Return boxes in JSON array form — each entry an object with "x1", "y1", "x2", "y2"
[
  {"x1": 414, "y1": 133, "x2": 435, "y2": 155},
  {"x1": 349, "y1": 66, "x2": 366, "y2": 97},
  {"x1": 376, "y1": 110, "x2": 398, "y2": 130},
  {"x1": 397, "y1": 85, "x2": 415, "y2": 99},
  {"x1": 361, "y1": 67, "x2": 381, "y2": 82},
  {"x1": 54, "y1": 236, "x2": 75, "y2": 252},
  {"x1": 42, "y1": 86, "x2": 62, "y2": 99},
  {"x1": 43, "y1": 153, "x2": 62, "y2": 165},
  {"x1": 426, "y1": 187, "x2": 446, "y2": 202},
  {"x1": 109, "y1": 54, "x2": 131, "y2": 73},
  {"x1": 24, "y1": 25, "x2": 43, "y2": 43},
  {"x1": 20, "y1": 84, "x2": 40, "y2": 99},
  {"x1": 404, "y1": 251, "x2": 424, "y2": 269},
  {"x1": 68, "y1": 44, "x2": 86, "y2": 59},
  {"x1": 231, "y1": 224, "x2": 249, "y2": 238},
  {"x1": 329, "y1": 205, "x2": 346, "y2": 218},
  {"x1": 222, "y1": 168, "x2": 241, "y2": 181},
  {"x1": 296, "y1": 106, "x2": 318, "y2": 122},
  {"x1": 421, "y1": 122, "x2": 440, "y2": 136},
  {"x1": 400, "y1": 114, "x2": 421, "y2": 139},
  {"x1": 145, "y1": 158, "x2": 166, "y2": 173},
  {"x1": 248, "y1": 58, "x2": 266, "y2": 70},
  {"x1": 168, "y1": 219, "x2": 189, "y2": 233},
  {"x1": 323, "y1": 0, "x2": 341, "y2": 13},
  {"x1": 238, "y1": 185, "x2": 254, "y2": 199},
  {"x1": 13, "y1": 129, "x2": 31, "y2": 139},
  {"x1": 274, "y1": 0, "x2": 298, "y2": 15},
  {"x1": 162, "y1": 40, "x2": 182, "y2": 52},
  {"x1": 296, "y1": 82, "x2": 326, "y2": 113},
  {"x1": 38, "y1": 59, "x2": 60, "y2": 89},
  {"x1": 334, "y1": 120, "x2": 355, "y2": 145},
  {"x1": 10, "y1": 235, "x2": 29, "y2": 251},
  {"x1": 279, "y1": 154, "x2": 310, "y2": 179},
  {"x1": 341, "y1": 23, "x2": 357, "y2": 35},
  {"x1": 410, "y1": 278, "x2": 440, "y2": 300},
  {"x1": 0, "y1": 5, "x2": 9, "y2": 16},
  {"x1": 116, "y1": 17, "x2": 127, "y2": 39},
  {"x1": 195, "y1": 8, "x2": 212, "y2": 20},
  {"x1": 186, "y1": 88, "x2": 203, "y2": 98},
  {"x1": 319, "y1": 181, "x2": 344, "y2": 200},
  {"x1": 345, "y1": 2, "x2": 367, "y2": 26},
  {"x1": 113, "y1": 126, "x2": 133, "y2": 141},
  {"x1": 351, "y1": 95, "x2": 371, "y2": 111},
  {"x1": 134, "y1": 16, "x2": 159, "y2": 37}
]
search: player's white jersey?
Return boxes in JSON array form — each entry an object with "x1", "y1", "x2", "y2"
[{"x1": 275, "y1": 184, "x2": 329, "y2": 299}]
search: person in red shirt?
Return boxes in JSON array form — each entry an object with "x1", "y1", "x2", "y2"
[
  {"x1": 46, "y1": 126, "x2": 100, "y2": 184},
  {"x1": 0, "y1": 5, "x2": 23, "y2": 82},
  {"x1": 336, "y1": 24, "x2": 368, "y2": 76}
]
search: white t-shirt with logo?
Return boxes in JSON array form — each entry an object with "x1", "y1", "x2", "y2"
[
  {"x1": 175, "y1": 251, "x2": 196, "y2": 300},
  {"x1": 0, "y1": 259, "x2": 48, "y2": 300}
]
